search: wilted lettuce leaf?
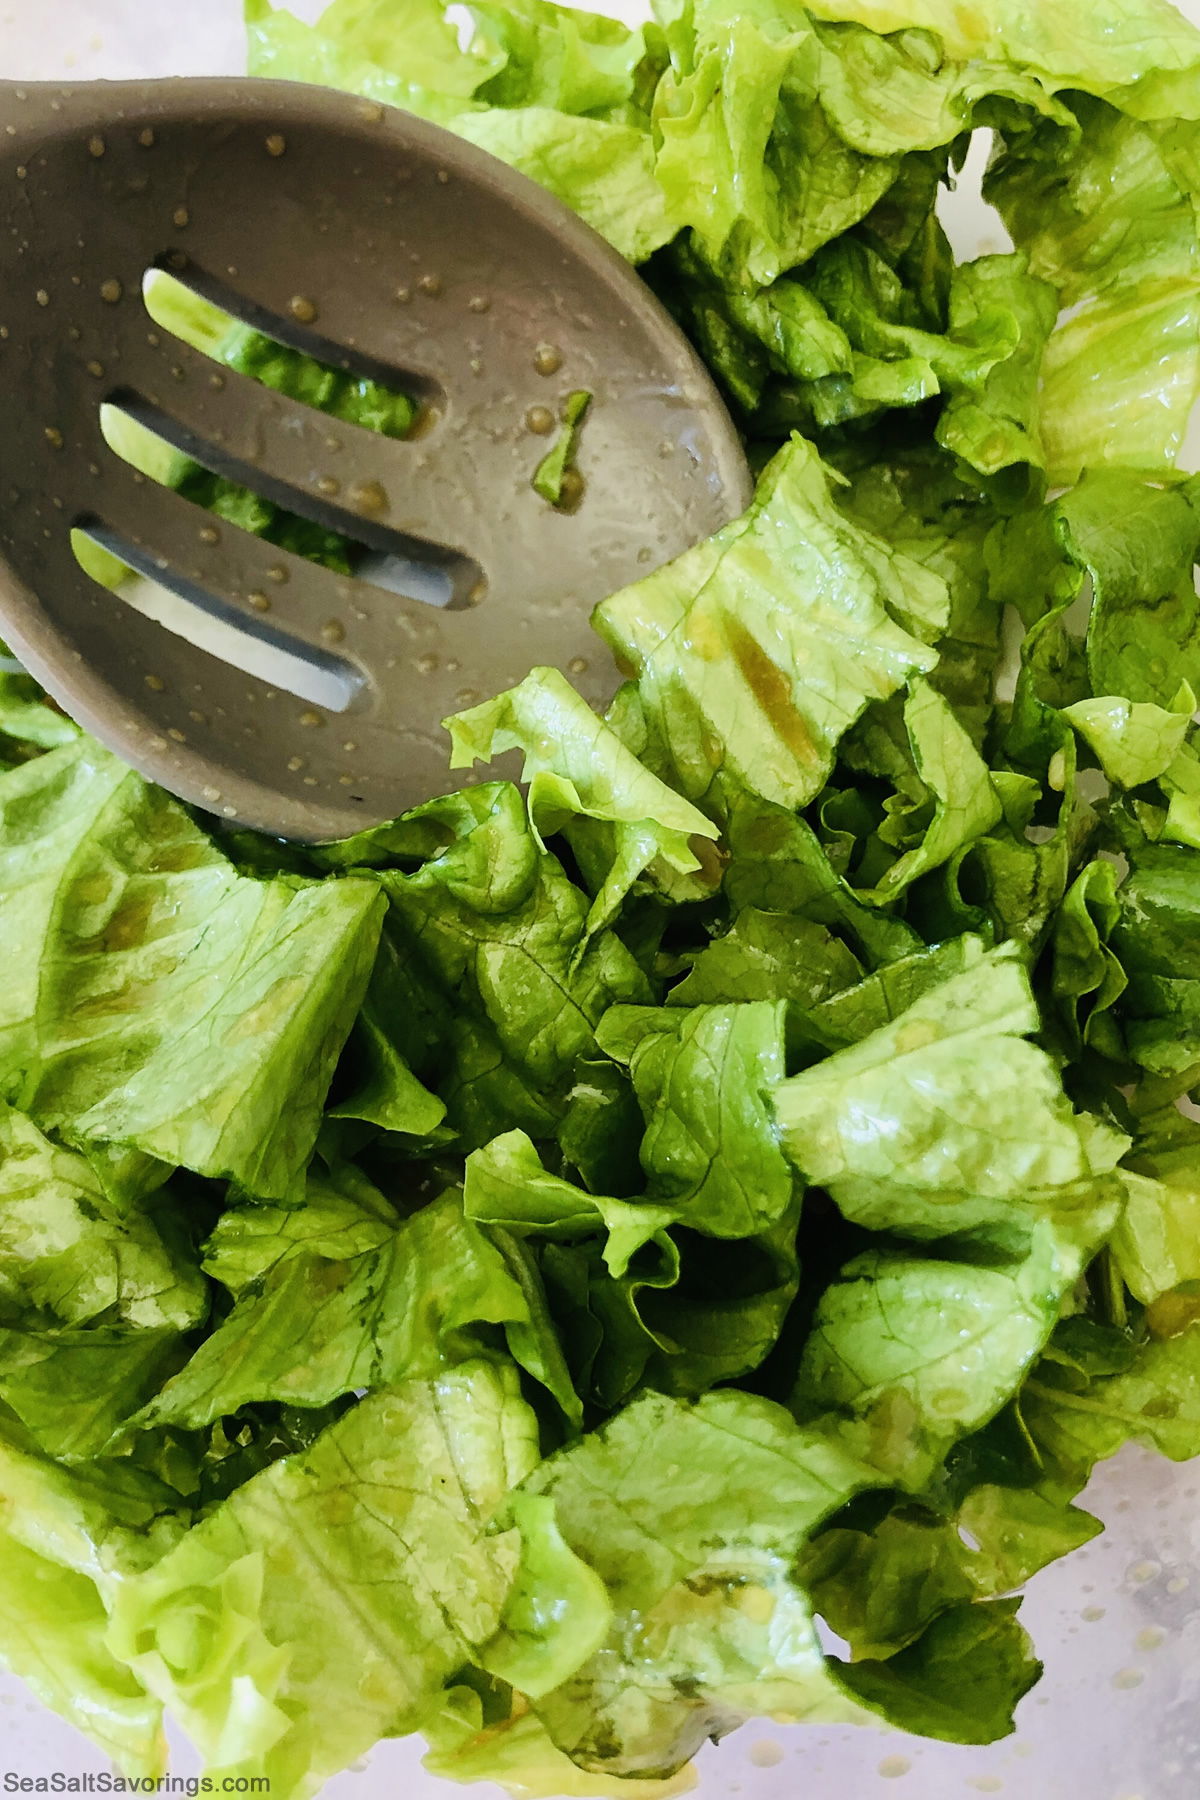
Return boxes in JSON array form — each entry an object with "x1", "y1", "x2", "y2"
[
  {"x1": 142, "y1": 1191, "x2": 579, "y2": 1432},
  {"x1": 516, "y1": 1388, "x2": 880, "y2": 1777},
  {"x1": 110, "y1": 1362, "x2": 542, "y2": 1799},
  {"x1": 0, "y1": 1101, "x2": 206, "y2": 1330},
  {"x1": 0, "y1": 740, "x2": 384, "y2": 1198},
  {"x1": 594, "y1": 437, "x2": 939, "y2": 815}
]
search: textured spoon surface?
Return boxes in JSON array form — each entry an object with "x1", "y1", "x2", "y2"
[{"x1": 0, "y1": 77, "x2": 750, "y2": 838}]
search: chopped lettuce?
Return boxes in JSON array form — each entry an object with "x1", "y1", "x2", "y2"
[{"x1": 5, "y1": 0, "x2": 1200, "y2": 1789}]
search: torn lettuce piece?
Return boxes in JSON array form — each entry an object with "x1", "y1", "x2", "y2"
[
  {"x1": 200, "y1": 1163, "x2": 400, "y2": 1297},
  {"x1": 515, "y1": 1388, "x2": 880, "y2": 1777},
  {"x1": 445, "y1": 666, "x2": 717, "y2": 936},
  {"x1": 790, "y1": 1206, "x2": 1118, "y2": 1490},
  {"x1": 593, "y1": 436, "x2": 939, "y2": 814},
  {"x1": 773, "y1": 941, "x2": 1127, "y2": 1241},
  {"x1": 141, "y1": 1190, "x2": 580, "y2": 1433},
  {"x1": 668, "y1": 906, "x2": 864, "y2": 1008},
  {"x1": 375, "y1": 783, "x2": 650, "y2": 1147},
  {"x1": 0, "y1": 739, "x2": 384, "y2": 1198},
  {"x1": 853, "y1": 679, "x2": 1003, "y2": 902},
  {"x1": 0, "y1": 1525, "x2": 166, "y2": 1778},
  {"x1": 1064, "y1": 682, "x2": 1196, "y2": 789},
  {"x1": 828, "y1": 1599, "x2": 1040, "y2": 1745},
  {"x1": 532, "y1": 390, "x2": 592, "y2": 505},
  {"x1": 0, "y1": 1327, "x2": 187, "y2": 1462},
  {"x1": 465, "y1": 1130, "x2": 677, "y2": 1279},
  {"x1": 109, "y1": 1362, "x2": 541, "y2": 1800},
  {"x1": 596, "y1": 1001, "x2": 795, "y2": 1236},
  {"x1": 0, "y1": 1101, "x2": 206, "y2": 1330}
]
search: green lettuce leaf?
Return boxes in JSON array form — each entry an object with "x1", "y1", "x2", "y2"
[
  {"x1": 374, "y1": 783, "x2": 650, "y2": 1148},
  {"x1": 446, "y1": 666, "x2": 718, "y2": 936},
  {"x1": 109, "y1": 1361, "x2": 541, "y2": 1799},
  {"x1": 594, "y1": 436, "x2": 939, "y2": 814},
  {"x1": 772, "y1": 941, "x2": 1127, "y2": 1240},
  {"x1": 0, "y1": 1100, "x2": 206, "y2": 1329},
  {"x1": 515, "y1": 1388, "x2": 880, "y2": 1777},
  {"x1": 596, "y1": 1001, "x2": 795, "y2": 1235},
  {"x1": 0, "y1": 1526, "x2": 166, "y2": 1777},
  {"x1": 0, "y1": 740, "x2": 384, "y2": 1198},
  {"x1": 141, "y1": 1190, "x2": 580, "y2": 1432},
  {"x1": 1064, "y1": 682, "x2": 1195, "y2": 789},
  {"x1": 0, "y1": 1327, "x2": 187, "y2": 1461},
  {"x1": 829, "y1": 1598, "x2": 1040, "y2": 1745},
  {"x1": 200, "y1": 1163, "x2": 400, "y2": 1297}
]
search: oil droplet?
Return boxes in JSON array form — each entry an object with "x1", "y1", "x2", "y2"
[
  {"x1": 167, "y1": 727, "x2": 186, "y2": 743},
  {"x1": 325, "y1": 435, "x2": 342, "y2": 452},
  {"x1": 468, "y1": 294, "x2": 490, "y2": 313},
  {"x1": 416, "y1": 653, "x2": 438, "y2": 674},
  {"x1": 267, "y1": 564, "x2": 288, "y2": 583},
  {"x1": 436, "y1": 168, "x2": 450, "y2": 184},
  {"x1": 266, "y1": 133, "x2": 286, "y2": 157},
  {"x1": 1130, "y1": 1561, "x2": 1161, "y2": 1584},
  {"x1": 88, "y1": 134, "x2": 105, "y2": 158},
  {"x1": 43, "y1": 427, "x2": 63, "y2": 449},
  {"x1": 395, "y1": 286, "x2": 412, "y2": 304},
  {"x1": 35, "y1": 289, "x2": 49, "y2": 307},
  {"x1": 287, "y1": 756, "x2": 305, "y2": 772},
  {"x1": 190, "y1": 710, "x2": 207, "y2": 725},
  {"x1": 248, "y1": 592, "x2": 270, "y2": 612},
  {"x1": 1137, "y1": 1626, "x2": 1167, "y2": 1651},
  {"x1": 321, "y1": 621, "x2": 345, "y2": 644},
  {"x1": 209, "y1": 373, "x2": 225, "y2": 391},
  {"x1": 468, "y1": 580, "x2": 488, "y2": 607},
  {"x1": 299, "y1": 709, "x2": 324, "y2": 728},
  {"x1": 359, "y1": 102, "x2": 384, "y2": 122},
  {"x1": 336, "y1": 773, "x2": 354, "y2": 786},
  {"x1": 15, "y1": 165, "x2": 26, "y2": 180},
  {"x1": 1168, "y1": 1575, "x2": 1190, "y2": 1595},
  {"x1": 68, "y1": 324, "x2": 82, "y2": 338},
  {"x1": 418, "y1": 273, "x2": 442, "y2": 296},
  {"x1": 100, "y1": 279, "x2": 122, "y2": 304},
  {"x1": 222, "y1": 805, "x2": 238, "y2": 817},
  {"x1": 877, "y1": 1757, "x2": 911, "y2": 1780},
  {"x1": 637, "y1": 546, "x2": 653, "y2": 563},
  {"x1": 202, "y1": 785, "x2": 220, "y2": 801},
  {"x1": 342, "y1": 740, "x2": 358, "y2": 753},
  {"x1": 139, "y1": 127, "x2": 155, "y2": 148},
  {"x1": 1112, "y1": 1668, "x2": 1144, "y2": 1690},
  {"x1": 525, "y1": 405, "x2": 555, "y2": 435},
  {"x1": 1082, "y1": 1606, "x2": 1106, "y2": 1622},
  {"x1": 349, "y1": 479, "x2": 387, "y2": 516},
  {"x1": 969, "y1": 1782, "x2": 1004, "y2": 1795},
  {"x1": 289, "y1": 295, "x2": 317, "y2": 323},
  {"x1": 747, "y1": 1741, "x2": 783, "y2": 1769},
  {"x1": 316, "y1": 476, "x2": 341, "y2": 497},
  {"x1": 173, "y1": 205, "x2": 190, "y2": 228},
  {"x1": 0, "y1": 327, "x2": 8, "y2": 339},
  {"x1": 147, "y1": 332, "x2": 159, "y2": 346},
  {"x1": 534, "y1": 343, "x2": 562, "y2": 376},
  {"x1": 144, "y1": 674, "x2": 165, "y2": 692},
  {"x1": 455, "y1": 687, "x2": 480, "y2": 706},
  {"x1": 568, "y1": 656, "x2": 588, "y2": 674},
  {"x1": 559, "y1": 468, "x2": 585, "y2": 507},
  {"x1": 199, "y1": 525, "x2": 219, "y2": 545},
  {"x1": 86, "y1": 359, "x2": 104, "y2": 377}
]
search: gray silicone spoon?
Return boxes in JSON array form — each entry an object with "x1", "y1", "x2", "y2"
[{"x1": 0, "y1": 77, "x2": 750, "y2": 839}]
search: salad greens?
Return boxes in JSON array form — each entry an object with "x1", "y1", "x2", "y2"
[{"x1": 7, "y1": 0, "x2": 1200, "y2": 1793}]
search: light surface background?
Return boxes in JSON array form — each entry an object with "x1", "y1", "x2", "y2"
[{"x1": 2, "y1": 3, "x2": 1200, "y2": 1798}]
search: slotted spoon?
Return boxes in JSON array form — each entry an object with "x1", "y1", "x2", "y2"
[{"x1": 0, "y1": 77, "x2": 750, "y2": 839}]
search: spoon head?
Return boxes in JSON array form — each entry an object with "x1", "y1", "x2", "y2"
[{"x1": 0, "y1": 78, "x2": 750, "y2": 838}]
